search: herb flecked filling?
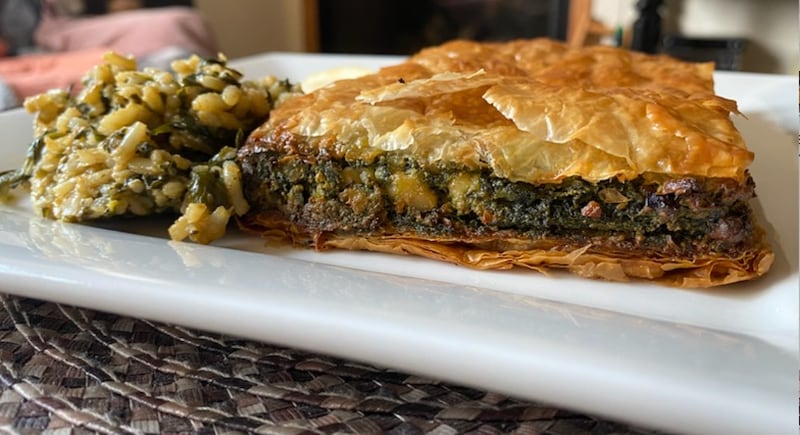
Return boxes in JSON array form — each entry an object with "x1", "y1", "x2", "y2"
[{"x1": 240, "y1": 151, "x2": 757, "y2": 256}]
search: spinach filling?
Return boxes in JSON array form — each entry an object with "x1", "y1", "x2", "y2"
[{"x1": 240, "y1": 151, "x2": 756, "y2": 256}]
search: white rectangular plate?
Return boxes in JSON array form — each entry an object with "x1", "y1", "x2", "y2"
[{"x1": 0, "y1": 53, "x2": 796, "y2": 435}]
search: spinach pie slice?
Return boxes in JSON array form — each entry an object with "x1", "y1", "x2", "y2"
[{"x1": 237, "y1": 38, "x2": 773, "y2": 288}]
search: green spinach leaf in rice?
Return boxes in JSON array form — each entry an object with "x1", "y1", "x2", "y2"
[{"x1": 0, "y1": 51, "x2": 301, "y2": 244}]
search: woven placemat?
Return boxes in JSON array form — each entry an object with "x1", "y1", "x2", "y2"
[{"x1": 0, "y1": 294, "x2": 663, "y2": 435}]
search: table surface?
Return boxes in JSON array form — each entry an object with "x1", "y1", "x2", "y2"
[{"x1": 0, "y1": 294, "x2": 664, "y2": 434}]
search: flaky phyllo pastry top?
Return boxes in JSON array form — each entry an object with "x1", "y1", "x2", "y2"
[
  {"x1": 240, "y1": 39, "x2": 771, "y2": 287},
  {"x1": 250, "y1": 38, "x2": 751, "y2": 184}
]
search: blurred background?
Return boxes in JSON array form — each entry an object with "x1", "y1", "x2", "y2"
[
  {"x1": 196, "y1": 0, "x2": 797, "y2": 75},
  {"x1": 0, "y1": 0, "x2": 796, "y2": 110}
]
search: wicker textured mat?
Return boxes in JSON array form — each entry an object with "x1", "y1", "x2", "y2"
[{"x1": 0, "y1": 294, "x2": 661, "y2": 435}]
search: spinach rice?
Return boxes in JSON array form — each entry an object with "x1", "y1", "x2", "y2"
[{"x1": 0, "y1": 51, "x2": 301, "y2": 243}]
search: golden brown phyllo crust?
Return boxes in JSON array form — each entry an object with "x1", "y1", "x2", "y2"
[{"x1": 236, "y1": 38, "x2": 773, "y2": 288}]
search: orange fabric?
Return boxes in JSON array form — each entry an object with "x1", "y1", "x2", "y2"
[
  {"x1": 0, "y1": 48, "x2": 109, "y2": 99},
  {"x1": 0, "y1": 6, "x2": 216, "y2": 102}
]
